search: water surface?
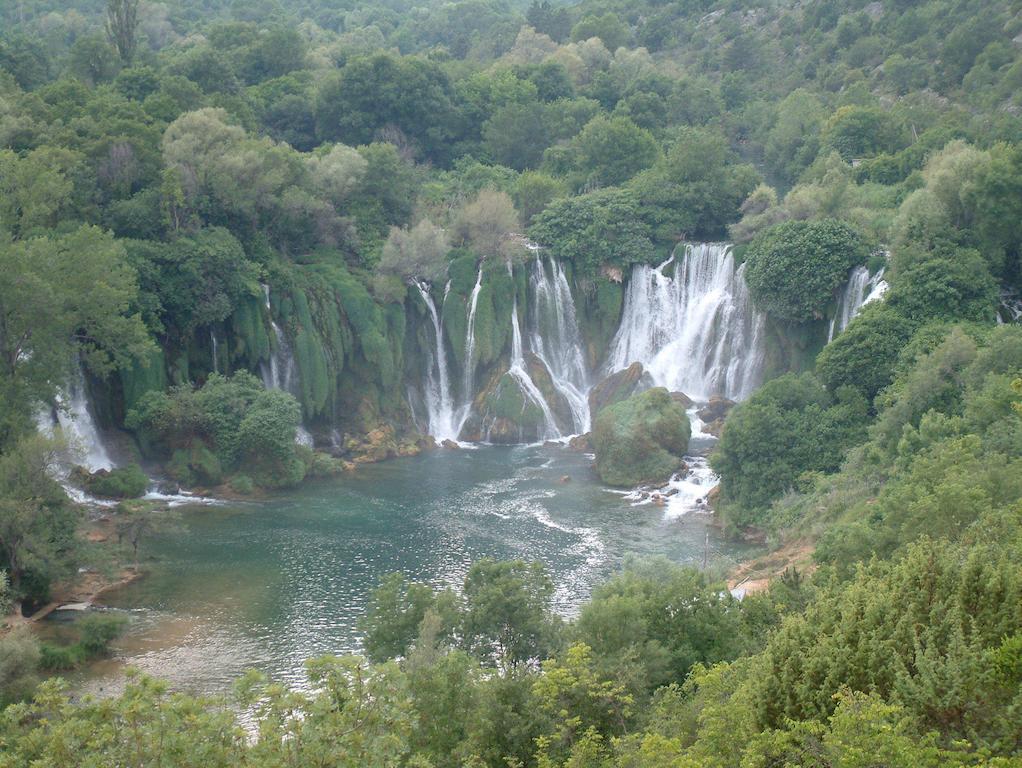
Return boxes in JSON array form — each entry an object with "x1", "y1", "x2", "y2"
[{"x1": 82, "y1": 444, "x2": 753, "y2": 697}]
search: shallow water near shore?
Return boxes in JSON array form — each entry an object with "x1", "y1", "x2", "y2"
[{"x1": 72, "y1": 443, "x2": 755, "y2": 698}]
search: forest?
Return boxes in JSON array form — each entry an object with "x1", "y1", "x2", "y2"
[{"x1": 1, "y1": 0, "x2": 1021, "y2": 763}]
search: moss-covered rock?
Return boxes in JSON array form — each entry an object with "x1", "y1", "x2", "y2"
[
  {"x1": 592, "y1": 387, "x2": 691, "y2": 487},
  {"x1": 588, "y1": 362, "x2": 653, "y2": 418},
  {"x1": 463, "y1": 354, "x2": 572, "y2": 443},
  {"x1": 78, "y1": 464, "x2": 149, "y2": 499}
]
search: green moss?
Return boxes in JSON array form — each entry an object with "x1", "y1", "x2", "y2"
[
  {"x1": 230, "y1": 293, "x2": 271, "y2": 370},
  {"x1": 592, "y1": 388, "x2": 691, "y2": 487},
  {"x1": 119, "y1": 347, "x2": 168, "y2": 416},
  {"x1": 82, "y1": 464, "x2": 148, "y2": 499}
]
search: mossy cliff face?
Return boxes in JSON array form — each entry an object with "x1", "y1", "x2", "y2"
[
  {"x1": 460, "y1": 353, "x2": 573, "y2": 443},
  {"x1": 592, "y1": 387, "x2": 691, "y2": 487}
]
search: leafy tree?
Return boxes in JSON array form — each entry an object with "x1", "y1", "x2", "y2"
[
  {"x1": 816, "y1": 303, "x2": 917, "y2": 400},
  {"x1": 571, "y1": 114, "x2": 659, "y2": 187},
  {"x1": 712, "y1": 374, "x2": 869, "y2": 525},
  {"x1": 744, "y1": 219, "x2": 869, "y2": 322},
  {"x1": 462, "y1": 558, "x2": 557, "y2": 671},
  {"x1": 0, "y1": 227, "x2": 152, "y2": 445},
  {"x1": 453, "y1": 188, "x2": 520, "y2": 258},
  {"x1": 0, "y1": 435, "x2": 79, "y2": 606},
  {"x1": 821, "y1": 105, "x2": 905, "y2": 161},
  {"x1": 530, "y1": 186, "x2": 655, "y2": 275},
  {"x1": 360, "y1": 573, "x2": 458, "y2": 662},
  {"x1": 105, "y1": 0, "x2": 139, "y2": 64},
  {"x1": 377, "y1": 219, "x2": 451, "y2": 283}
]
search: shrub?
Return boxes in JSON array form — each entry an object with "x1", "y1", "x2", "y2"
[
  {"x1": 82, "y1": 464, "x2": 149, "y2": 499},
  {"x1": 744, "y1": 219, "x2": 869, "y2": 322}
]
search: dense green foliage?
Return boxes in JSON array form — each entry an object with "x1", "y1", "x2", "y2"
[
  {"x1": 744, "y1": 219, "x2": 868, "y2": 322},
  {"x1": 127, "y1": 372, "x2": 309, "y2": 488},
  {"x1": 712, "y1": 374, "x2": 870, "y2": 526},
  {"x1": 2, "y1": 0, "x2": 1022, "y2": 763},
  {"x1": 592, "y1": 388, "x2": 690, "y2": 486}
]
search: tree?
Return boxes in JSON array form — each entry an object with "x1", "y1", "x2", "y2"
[
  {"x1": 0, "y1": 436, "x2": 80, "y2": 607},
  {"x1": 571, "y1": 115, "x2": 659, "y2": 187},
  {"x1": 462, "y1": 558, "x2": 556, "y2": 671},
  {"x1": 359, "y1": 573, "x2": 459, "y2": 662},
  {"x1": 0, "y1": 227, "x2": 152, "y2": 446},
  {"x1": 377, "y1": 219, "x2": 451, "y2": 283},
  {"x1": 114, "y1": 500, "x2": 181, "y2": 571},
  {"x1": 711, "y1": 374, "x2": 869, "y2": 525},
  {"x1": 744, "y1": 219, "x2": 869, "y2": 322},
  {"x1": 453, "y1": 189, "x2": 520, "y2": 258},
  {"x1": 106, "y1": 0, "x2": 140, "y2": 64}
]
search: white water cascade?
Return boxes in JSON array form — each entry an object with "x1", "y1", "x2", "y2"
[
  {"x1": 529, "y1": 255, "x2": 591, "y2": 433},
  {"x1": 260, "y1": 285, "x2": 297, "y2": 393},
  {"x1": 827, "y1": 266, "x2": 888, "y2": 342},
  {"x1": 35, "y1": 368, "x2": 115, "y2": 473},
  {"x1": 210, "y1": 329, "x2": 220, "y2": 374},
  {"x1": 505, "y1": 263, "x2": 561, "y2": 441},
  {"x1": 260, "y1": 284, "x2": 313, "y2": 447},
  {"x1": 605, "y1": 243, "x2": 765, "y2": 401},
  {"x1": 415, "y1": 280, "x2": 467, "y2": 442},
  {"x1": 461, "y1": 267, "x2": 484, "y2": 409}
]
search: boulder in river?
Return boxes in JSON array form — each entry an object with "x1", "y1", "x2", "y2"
[
  {"x1": 592, "y1": 387, "x2": 691, "y2": 487},
  {"x1": 587, "y1": 363, "x2": 654, "y2": 418},
  {"x1": 697, "y1": 396, "x2": 736, "y2": 437}
]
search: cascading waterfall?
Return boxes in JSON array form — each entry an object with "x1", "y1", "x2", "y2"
[
  {"x1": 415, "y1": 280, "x2": 466, "y2": 442},
  {"x1": 529, "y1": 255, "x2": 591, "y2": 433},
  {"x1": 605, "y1": 243, "x2": 765, "y2": 401},
  {"x1": 210, "y1": 329, "x2": 220, "y2": 374},
  {"x1": 260, "y1": 284, "x2": 313, "y2": 447},
  {"x1": 504, "y1": 263, "x2": 561, "y2": 441},
  {"x1": 461, "y1": 267, "x2": 484, "y2": 408},
  {"x1": 34, "y1": 366, "x2": 115, "y2": 473},
  {"x1": 827, "y1": 266, "x2": 888, "y2": 342}
]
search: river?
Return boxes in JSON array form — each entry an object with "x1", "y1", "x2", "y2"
[{"x1": 67, "y1": 442, "x2": 754, "y2": 698}]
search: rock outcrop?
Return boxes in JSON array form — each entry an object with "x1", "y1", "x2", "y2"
[
  {"x1": 592, "y1": 387, "x2": 691, "y2": 487},
  {"x1": 587, "y1": 363, "x2": 654, "y2": 419}
]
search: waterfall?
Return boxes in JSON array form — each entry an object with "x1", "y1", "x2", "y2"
[
  {"x1": 415, "y1": 280, "x2": 464, "y2": 442},
  {"x1": 529, "y1": 255, "x2": 591, "y2": 433},
  {"x1": 505, "y1": 263, "x2": 561, "y2": 441},
  {"x1": 827, "y1": 266, "x2": 888, "y2": 342},
  {"x1": 260, "y1": 284, "x2": 293, "y2": 391},
  {"x1": 461, "y1": 267, "x2": 484, "y2": 405},
  {"x1": 35, "y1": 365, "x2": 115, "y2": 474},
  {"x1": 210, "y1": 329, "x2": 220, "y2": 374},
  {"x1": 605, "y1": 243, "x2": 765, "y2": 401},
  {"x1": 260, "y1": 284, "x2": 312, "y2": 447}
]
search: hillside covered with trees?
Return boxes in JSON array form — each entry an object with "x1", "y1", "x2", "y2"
[{"x1": 1, "y1": 0, "x2": 1022, "y2": 763}]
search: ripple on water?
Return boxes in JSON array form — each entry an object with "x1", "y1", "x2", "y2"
[{"x1": 81, "y1": 444, "x2": 754, "y2": 698}]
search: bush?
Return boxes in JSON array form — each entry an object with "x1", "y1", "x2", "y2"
[
  {"x1": 885, "y1": 247, "x2": 998, "y2": 323},
  {"x1": 0, "y1": 631, "x2": 40, "y2": 705},
  {"x1": 816, "y1": 303, "x2": 917, "y2": 400},
  {"x1": 229, "y1": 474, "x2": 255, "y2": 494},
  {"x1": 127, "y1": 373, "x2": 306, "y2": 489},
  {"x1": 592, "y1": 388, "x2": 690, "y2": 487},
  {"x1": 82, "y1": 464, "x2": 149, "y2": 499},
  {"x1": 711, "y1": 374, "x2": 869, "y2": 526},
  {"x1": 744, "y1": 219, "x2": 869, "y2": 322}
]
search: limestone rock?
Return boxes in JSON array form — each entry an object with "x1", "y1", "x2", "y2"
[{"x1": 588, "y1": 363, "x2": 652, "y2": 418}]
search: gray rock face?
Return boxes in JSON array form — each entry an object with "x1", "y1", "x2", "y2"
[{"x1": 588, "y1": 363, "x2": 653, "y2": 418}]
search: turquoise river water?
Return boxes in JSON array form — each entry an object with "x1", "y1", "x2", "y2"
[{"x1": 70, "y1": 443, "x2": 753, "y2": 698}]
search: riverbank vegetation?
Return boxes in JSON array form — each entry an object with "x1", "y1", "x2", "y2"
[{"x1": 2, "y1": 0, "x2": 1022, "y2": 762}]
